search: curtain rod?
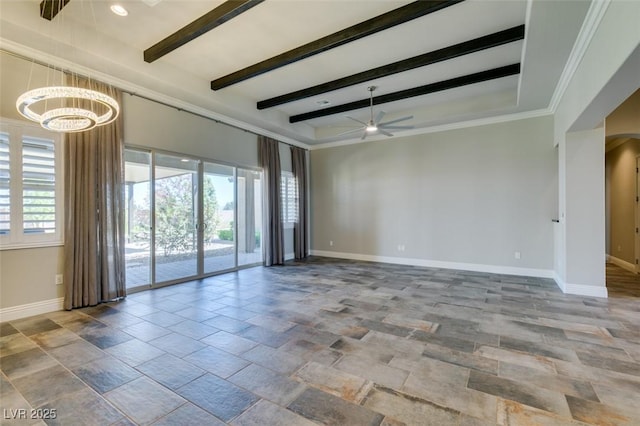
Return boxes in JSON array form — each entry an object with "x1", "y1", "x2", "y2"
[
  {"x1": 124, "y1": 92, "x2": 308, "y2": 151},
  {"x1": 1, "y1": 48, "x2": 308, "y2": 151}
]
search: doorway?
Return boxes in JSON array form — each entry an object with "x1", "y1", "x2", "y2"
[
  {"x1": 124, "y1": 148, "x2": 263, "y2": 290},
  {"x1": 636, "y1": 155, "x2": 640, "y2": 274},
  {"x1": 604, "y1": 139, "x2": 640, "y2": 297}
]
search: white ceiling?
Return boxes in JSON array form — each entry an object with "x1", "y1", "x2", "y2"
[{"x1": 0, "y1": 0, "x2": 592, "y2": 146}]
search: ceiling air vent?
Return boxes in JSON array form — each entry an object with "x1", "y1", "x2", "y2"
[{"x1": 140, "y1": 0, "x2": 162, "y2": 7}]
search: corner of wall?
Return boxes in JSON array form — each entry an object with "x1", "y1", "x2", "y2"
[{"x1": 552, "y1": 271, "x2": 608, "y2": 298}]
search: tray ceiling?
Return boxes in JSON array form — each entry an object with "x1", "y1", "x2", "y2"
[{"x1": 0, "y1": 0, "x2": 592, "y2": 146}]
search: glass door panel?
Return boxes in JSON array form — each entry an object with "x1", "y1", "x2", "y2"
[
  {"x1": 124, "y1": 149, "x2": 152, "y2": 288},
  {"x1": 154, "y1": 154, "x2": 199, "y2": 282},
  {"x1": 203, "y1": 162, "x2": 235, "y2": 274},
  {"x1": 238, "y1": 169, "x2": 263, "y2": 266}
]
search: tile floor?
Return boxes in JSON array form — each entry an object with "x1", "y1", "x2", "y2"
[
  {"x1": 607, "y1": 262, "x2": 640, "y2": 298},
  {"x1": 1, "y1": 257, "x2": 639, "y2": 425}
]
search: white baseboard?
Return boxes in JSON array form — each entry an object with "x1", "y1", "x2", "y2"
[
  {"x1": 564, "y1": 283, "x2": 608, "y2": 298},
  {"x1": 553, "y1": 272, "x2": 608, "y2": 298},
  {"x1": 0, "y1": 297, "x2": 64, "y2": 322},
  {"x1": 608, "y1": 255, "x2": 637, "y2": 274},
  {"x1": 310, "y1": 250, "x2": 554, "y2": 278}
]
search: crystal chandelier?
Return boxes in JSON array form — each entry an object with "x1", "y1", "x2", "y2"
[
  {"x1": 15, "y1": 0, "x2": 120, "y2": 133},
  {"x1": 16, "y1": 83, "x2": 119, "y2": 133}
]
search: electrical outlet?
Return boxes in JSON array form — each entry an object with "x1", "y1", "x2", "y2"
[
  {"x1": 514, "y1": 251, "x2": 521, "y2": 260},
  {"x1": 329, "y1": 240, "x2": 333, "y2": 247},
  {"x1": 398, "y1": 244, "x2": 405, "y2": 252},
  {"x1": 55, "y1": 274, "x2": 63, "y2": 285}
]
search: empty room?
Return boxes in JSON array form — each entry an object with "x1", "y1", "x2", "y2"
[{"x1": 1, "y1": 0, "x2": 639, "y2": 425}]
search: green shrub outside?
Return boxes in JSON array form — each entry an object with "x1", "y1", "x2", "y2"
[{"x1": 218, "y1": 229, "x2": 233, "y2": 240}]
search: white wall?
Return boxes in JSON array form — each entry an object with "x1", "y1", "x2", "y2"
[
  {"x1": 559, "y1": 128, "x2": 606, "y2": 296},
  {"x1": 0, "y1": 247, "x2": 65, "y2": 315},
  {"x1": 310, "y1": 116, "x2": 557, "y2": 276},
  {"x1": 552, "y1": 0, "x2": 640, "y2": 297},
  {"x1": 0, "y1": 53, "x2": 66, "y2": 314},
  {"x1": 123, "y1": 95, "x2": 258, "y2": 168},
  {"x1": 554, "y1": 1, "x2": 640, "y2": 141}
]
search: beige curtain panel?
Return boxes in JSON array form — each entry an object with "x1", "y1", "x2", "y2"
[
  {"x1": 63, "y1": 76, "x2": 126, "y2": 309},
  {"x1": 258, "y1": 135, "x2": 284, "y2": 266},
  {"x1": 291, "y1": 146, "x2": 308, "y2": 259}
]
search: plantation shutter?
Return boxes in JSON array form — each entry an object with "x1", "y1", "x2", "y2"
[
  {"x1": 22, "y1": 136, "x2": 56, "y2": 234},
  {"x1": 281, "y1": 172, "x2": 298, "y2": 224},
  {"x1": 0, "y1": 133, "x2": 10, "y2": 235}
]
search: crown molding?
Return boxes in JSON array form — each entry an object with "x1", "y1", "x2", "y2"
[
  {"x1": 309, "y1": 108, "x2": 551, "y2": 150},
  {"x1": 547, "y1": 0, "x2": 611, "y2": 113},
  {"x1": 516, "y1": 0, "x2": 533, "y2": 106}
]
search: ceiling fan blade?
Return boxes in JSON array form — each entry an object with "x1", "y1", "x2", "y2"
[
  {"x1": 334, "y1": 127, "x2": 365, "y2": 137},
  {"x1": 379, "y1": 115, "x2": 414, "y2": 126},
  {"x1": 346, "y1": 116, "x2": 368, "y2": 126},
  {"x1": 361, "y1": 130, "x2": 368, "y2": 140},
  {"x1": 374, "y1": 110, "x2": 385, "y2": 124},
  {"x1": 379, "y1": 129, "x2": 394, "y2": 137},
  {"x1": 379, "y1": 125, "x2": 414, "y2": 130}
]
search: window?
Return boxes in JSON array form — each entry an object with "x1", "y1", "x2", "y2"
[
  {"x1": 0, "y1": 119, "x2": 63, "y2": 249},
  {"x1": 281, "y1": 171, "x2": 298, "y2": 227}
]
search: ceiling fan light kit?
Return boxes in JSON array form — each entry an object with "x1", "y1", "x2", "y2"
[
  {"x1": 365, "y1": 87, "x2": 379, "y2": 133},
  {"x1": 341, "y1": 86, "x2": 414, "y2": 140}
]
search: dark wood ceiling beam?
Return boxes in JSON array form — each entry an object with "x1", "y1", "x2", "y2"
[
  {"x1": 289, "y1": 63, "x2": 521, "y2": 123},
  {"x1": 211, "y1": 0, "x2": 465, "y2": 90},
  {"x1": 144, "y1": 0, "x2": 265, "y2": 63},
  {"x1": 40, "y1": 0, "x2": 70, "y2": 20},
  {"x1": 258, "y1": 25, "x2": 524, "y2": 110}
]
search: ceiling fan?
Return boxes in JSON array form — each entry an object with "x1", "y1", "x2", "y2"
[{"x1": 338, "y1": 86, "x2": 414, "y2": 140}]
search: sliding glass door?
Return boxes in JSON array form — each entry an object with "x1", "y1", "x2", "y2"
[
  {"x1": 124, "y1": 148, "x2": 263, "y2": 290},
  {"x1": 203, "y1": 162, "x2": 235, "y2": 274}
]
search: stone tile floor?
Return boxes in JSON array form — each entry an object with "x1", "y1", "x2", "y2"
[{"x1": 1, "y1": 257, "x2": 639, "y2": 425}]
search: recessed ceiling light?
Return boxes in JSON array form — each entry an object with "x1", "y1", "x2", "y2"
[
  {"x1": 316, "y1": 100, "x2": 331, "y2": 106},
  {"x1": 110, "y1": 4, "x2": 128, "y2": 16}
]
